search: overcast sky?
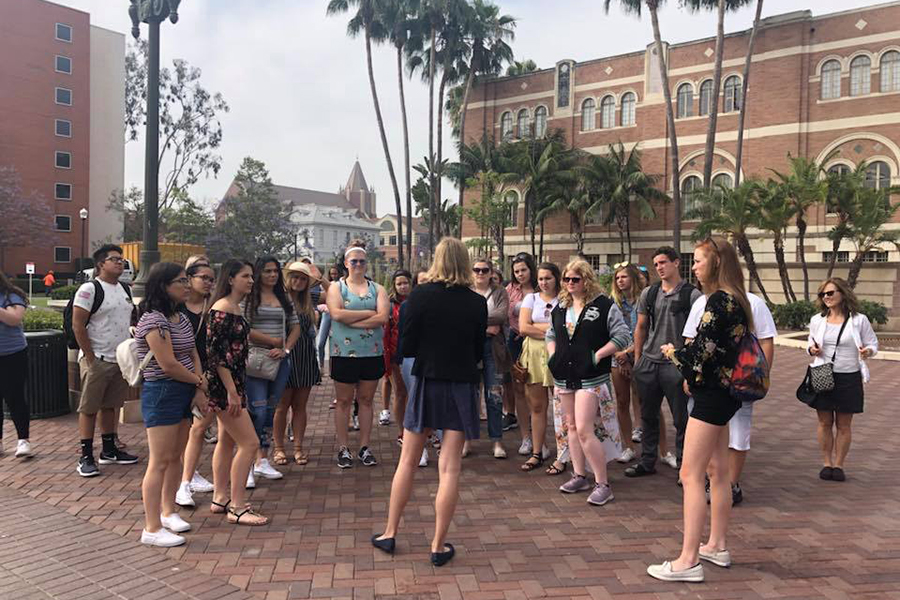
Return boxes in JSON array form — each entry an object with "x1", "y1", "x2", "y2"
[{"x1": 55, "y1": 0, "x2": 882, "y2": 215}]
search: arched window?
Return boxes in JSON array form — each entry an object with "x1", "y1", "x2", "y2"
[
  {"x1": 712, "y1": 173, "x2": 733, "y2": 192},
  {"x1": 600, "y1": 96, "x2": 615, "y2": 129},
  {"x1": 504, "y1": 190, "x2": 519, "y2": 228},
  {"x1": 821, "y1": 60, "x2": 842, "y2": 100},
  {"x1": 881, "y1": 51, "x2": 900, "y2": 93},
  {"x1": 850, "y1": 55, "x2": 871, "y2": 96},
  {"x1": 676, "y1": 84, "x2": 693, "y2": 118},
  {"x1": 681, "y1": 175, "x2": 702, "y2": 217},
  {"x1": 517, "y1": 109, "x2": 529, "y2": 138},
  {"x1": 699, "y1": 80, "x2": 714, "y2": 116},
  {"x1": 500, "y1": 111, "x2": 513, "y2": 141},
  {"x1": 723, "y1": 76, "x2": 742, "y2": 112},
  {"x1": 620, "y1": 92, "x2": 636, "y2": 126},
  {"x1": 865, "y1": 161, "x2": 892, "y2": 190},
  {"x1": 827, "y1": 164, "x2": 850, "y2": 177},
  {"x1": 533, "y1": 106, "x2": 547, "y2": 138},
  {"x1": 581, "y1": 98, "x2": 595, "y2": 131}
]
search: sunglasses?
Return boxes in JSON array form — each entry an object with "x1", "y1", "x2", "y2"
[
  {"x1": 612, "y1": 261, "x2": 630, "y2": 270},
  {"x1": 473, "y1": 267, "x2": 491, "y2": 275},
  {"x1": 349, "y1": 259, "x2": 367, "y2": 267},
  {"x1": 818, "y1": 290, "x2": 838, "y2": 299},
  {"x1": 563, "y1": 277, "x2": 582, "y2": 284},
  {"x1": 192, "y1": 275, "x2": 215, "y2": 283}
]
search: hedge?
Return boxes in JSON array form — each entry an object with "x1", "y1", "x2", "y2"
[
  {"x1": 23, "y1": 308, "x2": 64, "y2": 332},
  {"x1": 771, "y1": 299, "x2": 889, "y2": 330},
  {"x1": 51, "y1": 285, "x2": 80, "y2": 300}
]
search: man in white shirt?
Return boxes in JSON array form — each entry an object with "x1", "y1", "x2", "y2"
[
  {"x1": 72, "y1": 244, "x2": 139, "y2": 477},
  {"x1": 683, "y1": 291, "x2": 776, "y2": 505}
]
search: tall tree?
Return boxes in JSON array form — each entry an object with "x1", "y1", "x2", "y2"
[
  {"x1": 824, "y1": 162, "x2": 866, "y2": 278},
  {"x1": 327, "y1": 0, "x2": 406, "y2": 267},
  {"x1": 537, "y1": 179, "x2": 594, "y2": 256},
  {"x1": 755, "y1": 179, "x2": 796, "y2": 302},
  {"x1": 161, "y1": 191, "x2": 215, "y2": 246},
  {"x1": 106, "y1": 186, "x2": 145, "y2": 243},
  {"x1": 464, "y1": 169, "x2": 512, "y2": 264},
  {"x1": 844, "y1": 187, "x2": 900, "y2": 288},
  {"x1": 125, "y1": 40, "x2": 229, "y2": 212},
  {"x1": 734, "y1": 0, "x2": 763, "y2": 186},
  {"x1": 0, "y1": 166, "x2": 56, "y2": 271},
  {"x1": 604, "y1": 0, "x2": 683, "y2": 250},
  {"x1": 506, "y1": 59, "x2": 538, "y2": 76}
]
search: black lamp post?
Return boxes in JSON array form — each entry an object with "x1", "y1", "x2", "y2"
[
  {"x1": 79, "y1": 208, "x2": 88, "y2": 281},
  {"x1": 128, "y1": 0, "x2": 181, "y2": 296}
]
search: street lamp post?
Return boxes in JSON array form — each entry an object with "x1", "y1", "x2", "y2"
[
  {"x1": 79, "y1": 208, "x2": 88, "y2": 281},
  {"x1": 128, "y1": 0, "x2": 181, "y2": 296}
]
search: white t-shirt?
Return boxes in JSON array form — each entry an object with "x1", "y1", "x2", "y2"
[
  {"x1": 683, "y1": 292, "x2": 776, "y2": 340},
  {"x1": 521, "y1": 293, "x2": 559, "y2": 325},
  {"x1": 73, "y1": 279, "x2": 133, "y2": 362}
]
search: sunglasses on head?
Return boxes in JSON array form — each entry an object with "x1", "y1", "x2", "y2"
[
  {"x1": 818, "y1": 290, "x2": 837, "y2": 299},
  {"x1": 473, "y1": 267, "x2": 491, "y2": 275},
  {"x1": 612, "y1": 261, "x2": 630, "y2": 270},
  {"x1": 349, "y1": 258, "x2": 367, "y2": 267},
  {"x1": 563, "y1": 276, "x2": 582, "y2": 284}
]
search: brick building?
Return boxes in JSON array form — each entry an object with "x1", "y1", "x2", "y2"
[
  {"x1": 461, "y1": 2, "x2": 900, "y2": 312},
  {"x1": 0, "y1": 0, "x2": 124, "y2": 278}
]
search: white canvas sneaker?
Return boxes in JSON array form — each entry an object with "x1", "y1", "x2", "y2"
[
  {"x1": 646, "y1": 561, "x2": 704, "y2": 583},
  {"x1": 141, "y1": 528, "x2": 185, "y2": 547},
  {"x1": 418, "y1": 447, "x2": 428, "y2": 467},
  {"x1": 661, "y1": 452, "x2": 678, "y2": 469},
  {"x1": 15, "y1": 440, "x2": 33, "y2": 458},
  {"x1": 378, "y1": 410, "x2": 391, "y2": 426},
  {"x1": 616, "y1": 447, "x2": 636, "y2": 464},
  {"x1": 518, "y1": 436, "x2": 533, "y2": 456},
  {"x1": 254, "y1": 458, "x2": 283, "y2": 480},
  {"x1": 190, "y1": 471, "x2": 214, "y2": 493},
  {"x1": 175, "y1": 482, "x2": 195, "y2": 507},
  {"x1": 160, "y1": 512, "x2": 191, "y2": 533},
  {"x1": 246, "y1": 470, "x2": 256, "y2": 489}
]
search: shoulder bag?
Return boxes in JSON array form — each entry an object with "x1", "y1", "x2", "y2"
[
  {"x1": 246, "y1": 306, "x2": 285, "y2": 381},
  {"x1": 796, "y1": 317, "x2": 847, "y2": 405}
]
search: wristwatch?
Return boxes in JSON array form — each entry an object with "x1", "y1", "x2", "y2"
[{"x1": 284, "y1": 348, "x2": 291, "y2": 355}]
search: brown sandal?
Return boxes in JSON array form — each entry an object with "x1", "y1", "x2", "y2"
[
  {"x1": 210, "y1": 499, "x2": 230, "y2": 514},
  {"x1": 294, "y1": 450, "x2": 308, "y2": 465},
  {"x1": 227, "y1": 505, "x2": 269, "y2": 526},
  {"x1": 272, "y1": 448, "x2": 288, "y2": 465}
]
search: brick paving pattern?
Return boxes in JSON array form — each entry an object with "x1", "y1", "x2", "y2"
[{"x1": 0, "y1": 347, "x2": 898, "y2": 599}]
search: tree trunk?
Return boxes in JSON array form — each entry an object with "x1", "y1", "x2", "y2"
[
  {"x1": 847, "y1": 252, "x2": 864, "y2": 288},
  {"x1": 428, "y1": 26, "x2": 436, "y2": 258},
  {"x1": 736, "y1": 234, "x2": 770, "y2": 304},
  {"x1": 734, "y1": 0, "x2": 763, "y2": 187},
  {"x1": 773, "y1": 238, "x2": 796, "y2": 302},
  {"x1": 797, "y1": 216, "x2": 810, "y2": 300},
  {"x1": 617, "y1": 222, "x2": 626, "y2": 258},
  {"x1": 457, "y1": 61, "x2": 476, "y2": 211},
  {"x1": 538, "y1": 217, "x2": 546, "y2": 261},
  {"x1": 397, "y1": 45, "x2": 413, "y2": 266},
  {"x1": 703, "y1": 0, "x2": 726, "y2": 189},
  {"x1": 650, "y1": 7, "x2": 682, "y2": 250},
  {"x1": 364, "y1": 27, "x2": 404, "y2": 268},
  {"x1": 625, "y1": 211, "x2": 633, "y2": 259},
  {"x1": 826, "y1": 223, "x2": 843, "y2": 278},
  {"x1": 435, "y1": 74, "x2": 448, "y2": 244}
]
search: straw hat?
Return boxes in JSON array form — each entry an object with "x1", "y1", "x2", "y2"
[{"x1": 284, "y1": 260, "x2": 322, "y2": 283}]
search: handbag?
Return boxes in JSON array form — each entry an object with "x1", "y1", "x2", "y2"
[
  {"x1": 246, "y1": 306, "x2": 285, "y2": 381},
  {"x1": 511, "y1": 360, "x2": 528, "y2": 384},
  {"x1": 808, "y1": 318, "x2": 848, "y2": 393},
  {"x1": 796, "y1": 367, "x2": 818, "y2": 406}
]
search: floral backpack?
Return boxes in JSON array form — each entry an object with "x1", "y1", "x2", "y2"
[{"x1": 729, "y1": 331, "x2": 770, "y2": 402}]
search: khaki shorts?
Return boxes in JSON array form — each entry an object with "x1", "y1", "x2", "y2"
[{"x1": 78, "y1": 357, "x2": 129, "y2": 415}]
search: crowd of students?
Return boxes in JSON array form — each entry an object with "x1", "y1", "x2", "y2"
[{"x1": 0, "y1": 234, "x2": 882, "y2": 581}]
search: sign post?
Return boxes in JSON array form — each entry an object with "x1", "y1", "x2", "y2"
[{"x1": 25, "y1": 262, "x2": 35, "y2": 301}]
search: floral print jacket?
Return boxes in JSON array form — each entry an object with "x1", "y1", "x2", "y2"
[{"x1": 671, "y1": 290, "x2": 747, "y2": 391}]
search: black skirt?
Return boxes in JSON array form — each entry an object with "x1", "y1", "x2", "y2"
[
  {"x1": 403, "y1": 377, "x2": 480, "y2": 440},
  {"x1": 288, "y1": 334, "x2": 321, "y2": 389},
  {"x1": 811, "y1": 371, "x2": 864, "y2": 414},
  {"x1": 690, "y1": 386, "x2": 742, "y2": 427}
]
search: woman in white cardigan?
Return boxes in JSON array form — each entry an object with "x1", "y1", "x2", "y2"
[{"x1": 806, "y1": 278, "x2": 878, "y2": 482}]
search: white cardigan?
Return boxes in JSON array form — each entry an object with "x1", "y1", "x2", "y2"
[{"x1": 807, "y1": 312, "x2": 879, "y2": 383}]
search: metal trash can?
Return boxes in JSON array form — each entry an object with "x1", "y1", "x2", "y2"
[{"x1": 22, "y1": 331, "x2": 70, "y2": 419}]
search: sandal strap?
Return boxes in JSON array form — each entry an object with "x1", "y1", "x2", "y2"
[{"x1": 211, "y1": 499, "x2": 230, "y2": 509}]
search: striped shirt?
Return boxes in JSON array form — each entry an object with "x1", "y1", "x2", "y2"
[
  {"x1": 241, "y1": 301, "x2": 299, "y2": 349},
  {"x1": 136, "y1": 311, "x2": 196, "y2": 381}
]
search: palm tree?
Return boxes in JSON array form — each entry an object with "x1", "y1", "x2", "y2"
[
  {"x1": 770, "y1": 154, "x2": 828, "y2": 301},
  {"x1": 506, "y1": 59, "x2": 537, "y2": 76},
  {"x1": 688, "y1": 180, "x2": 770, "y2": 303},
  {"x1": 755, "y1": 179, "x2": 796, "y2": 302},
  {"x1": 537, "y1": 179, "x2": 594, "y2": 256},
  {"x1": 604, "y1": 0, "x2": 683, "y2": 250},
  {"x1": 824, "y1": 162, "x2": 866, "y2": 278},
  {"x1": 734, "y1": 0, "x2": 763, "y2": 186},
  {"x1": 327, "y1": 0, "x2": 405, "y2": 267},
  {"x1": 844, "y1": 187, "x2": 900, "y2": 288}
]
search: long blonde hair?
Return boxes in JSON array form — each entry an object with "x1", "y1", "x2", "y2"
[
  {"x1": 425, "y1": 238, "x2": 473, "y2": 288},
  {"x1": 610, "y1": 263, "x2": 644, "y2": 307},
  {"x1": 695, "y1": 236, "x2": 754, "y2": 331},
  {"x1": 558, "y1": 259, "x2": 603, "y2": 308},
  {"x1": 286, "y1": 272, "x2": 316, "y2": 324}
]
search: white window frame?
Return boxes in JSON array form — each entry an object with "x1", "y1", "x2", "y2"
[
  {"x1": 865, "y1": 161, "x2": 892, "y2": 190},
  {"x1": 620, "y1": 92, "x2": 636, "y2": 126},
  {"x1": 500, "y1": 112, "x2": 513, "y2": 141},
  {"x1": 55, "y1": 151, "x2": 72, "y2": 170},
  {"x1": 821, "y1": 60, "x2": 842, "y2": 100},
  {"x1": 581, "y1": 98, "x2": 596, "y2": 132},
  {"x1": 516, "y1": 109, "x2": 529, "y2": 139},
  {"x1": 881, "y1": 51, "x2": 900, "y2": 93},
  {"x1": 55, "y1": 182, "x2": 72, "y2": 200},
  {"x1": 55, "y1": 119, "x2": 72, "y2": 138},
  {"x1": 676, "y1": 84, "x2": 693, "y2": 119},
  {"x1": 55, "y1": 87, "x2": 72, "y2": 106},
  {"x1": 533, "y1": 106, "x2": 548, "y2": 138},
  {"x1": 54, "y1": 215, "x2": 72, "y2": 232},
  {"x1": 681, "y1": 174, "x2": 702, "y2": 218},
  {"x1": 55, "y1": 23, "x2": 72, "y2": 43},
  {"x1": 599, "y1": 95, "x2": 615, "y2": 129},
  {"x1": 699, "y1": 79, "x2": 714, "y2": 116},
  {"x1": 723, "y1": 76, "x2": 742, "y2": 113},
  {"x1": 54, "y1": 246, "x2": 72, "y2": 264},
  {"x1": 850, "y1": 56, "x2": 871, "y2": 96},
  {"x1": 55, "y1": 55, "x2": 72, "y2": 74}
]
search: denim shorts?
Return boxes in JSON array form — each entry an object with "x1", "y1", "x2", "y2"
[{"x1": 141, "y1": 379, "x2": 194, "y2": 428}]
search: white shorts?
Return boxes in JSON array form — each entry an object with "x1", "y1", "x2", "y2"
[{"x1": 728, "y1": 402, "x2": 754, "y2": 451}]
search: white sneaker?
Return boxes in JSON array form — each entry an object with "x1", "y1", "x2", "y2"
[
  {"x1": 351, "y1": 415, "x2": 360, "y2": 431},
  {"x1": 518, "y1": 436, "x2": 533, "y2": 456},
  {"x1": 493, "y1": 443, "x2": 507, "y2": 459},
  {"x1": 246, "y1": 470, "x2": 256, "y2": 489},
  {"x1": 616, "y1": 447, "x2": 636, "y2": 464},
  {"x1": 378, "y1": 410, "x2": 391, "y2": 426},
  {"x1": 699, "y1": 547, "x2": 732, "y2": 568},
  {"x1": 15, "y1": 439, "x2": 33, "y2": 458},
  {"x1": 254, "y1": 458, "x2": 284, "y2": 480},
  {"x1": 141, "y1": 528, "x2": 185, "y2": 547},
  {"x1": 418, "y1": 447, "x2": 428, "y2": 467},
  {"x1": 175, "y1": 482, "x2": 195, "y2": 507},
  {"x1": 646, "y1": 561, "x2": 704, "y2": 582},
  {"x1": 160, "y1": 512, "x2": 191, "y2": 533},
  {"x1": 189, "y1": 471, "x2": 214, "y2": 493},
  {"x1": 661, "y1": 452, "x2": 678, "y2": 469}
]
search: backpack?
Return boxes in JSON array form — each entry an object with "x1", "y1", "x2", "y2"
[
  {"x1": 115, "y1": 337, "x2": 154, "y2": 387},
  {"x1": 63, "y1": 280, "x2": 133, "y2": 350},
  {"x1": 645, "y1": 281, "x2": 696, "y2": 335},
  {"x1": 729, "y1": 331, "x2": 770, "y2": 402}
]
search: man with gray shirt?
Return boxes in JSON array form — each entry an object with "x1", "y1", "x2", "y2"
[{"x1": 625, "y1": 247, "x2": 701, "y2": 478}]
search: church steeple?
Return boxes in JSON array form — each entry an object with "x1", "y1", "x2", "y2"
[{"x1": 341, "y1": 160, "x2": 376, "y2": 218}]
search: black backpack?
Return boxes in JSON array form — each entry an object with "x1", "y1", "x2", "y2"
[
  {"x1": 645, "y1": 281, "x2": 696, "y2": 336},
  {"x1": 63, "y1": 280, "x2": 134, "y2": 350}
]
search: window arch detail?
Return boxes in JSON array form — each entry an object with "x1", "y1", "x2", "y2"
[
  {"x1": 865, "y1": 161, "x2": 892, "y2": 190},
  {"x1": 620, "y1": 92, "x2": 636, "y2": 126},
  {"x1": 881, "y1": 50, "x2": 900, "y2": 93},
  {"x1": 850, "y1": 55, "x2": 871, "y2": 96},
  {"x1": 821, "y1": 59, "x2": 842, "y2": 100},
  {"x1": 600, "y1": 95, "x2": 615, "y2": 129},
  {"x1": 676, "y1": 83, "x2": 693, "y2": 118},
  {"x1": 581, "y1": 98, "x2": 596, "y2": 131},
  {"x1": 681, "y1": 175, "x2": 702, "y2": 217}
]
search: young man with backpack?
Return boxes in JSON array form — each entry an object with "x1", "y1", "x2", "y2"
[
  {"x1": 626, "y1": 247, "x2": 701, "y2": 478},
  {"x1": 68, "y1": 244, "x2": 139, "y2": 476}
]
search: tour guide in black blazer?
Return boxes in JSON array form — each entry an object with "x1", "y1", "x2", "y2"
[{"x1": 399, "y1": 281, "x2": 488, "y2": 383}]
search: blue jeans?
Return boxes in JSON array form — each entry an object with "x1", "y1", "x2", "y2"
[
  {"x1": 317, "y1": 312, "x2": 332, "y2": 367},
  {"x1": 481, "y1": 338, "x2": 504, "y2": 441},
  {"x1": 246, "y1": 356, "x2": 292, "y2": 449}
]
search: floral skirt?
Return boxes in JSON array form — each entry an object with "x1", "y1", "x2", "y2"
[{"x1": 554, "y1": 381, "x2": 622, "y2": 465}]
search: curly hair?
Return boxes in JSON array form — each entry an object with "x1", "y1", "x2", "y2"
[{"x1": 558, "y1": 259, "x2": 604, "y2": 308}]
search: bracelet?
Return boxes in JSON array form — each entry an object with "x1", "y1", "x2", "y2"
[{"x1": 195, "y1": 376, "x2": 203, "y2": 387}]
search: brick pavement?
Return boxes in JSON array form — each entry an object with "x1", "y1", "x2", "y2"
[{"x1": 1, "y1": 347, "x2": 898, "y2": 599}]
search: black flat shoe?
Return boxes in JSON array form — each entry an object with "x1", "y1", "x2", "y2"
[
  {"x1": 819, "y1": 466, "x2": 833, "y2": 480},
  {"x1": 371, "y1": 535, "x2": 395, "y2": 554},
  {"x1": 624, "y1": 464, "x2": 656, "y2": 478},
  {"x1": 430, "y1": 543, "x2": 455, "y2": 567},
  {"x1": 831, "y1": 467, "x2": 845, "y2": 482}
]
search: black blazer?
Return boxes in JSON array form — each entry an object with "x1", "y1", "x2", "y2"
[
  {"x1": 548, "y1": 295, "x2": 613, "y2": 390},
  {"x1": 400, "y1": 282, "x2": 487, "y2": 383}
]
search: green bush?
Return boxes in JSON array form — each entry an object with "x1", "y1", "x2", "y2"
[
  {"x1": 597, "y1": 272, "x2": 614, "y2": 295},
  {"x1": 858, "y1": 300, "x2": 888, "y2": 325},
  {"x1": 23, "y1": 308, "x2": 63, "y2": 332},
  {"x1": 10, "y1": 278, "x2": 47, "y2": 294},
  {"x1": 772, "y1": 300, "x2": 818, "y2": 330},
  {"x1": 51, "y1": 285, "x2": 79, "y2": 300}
]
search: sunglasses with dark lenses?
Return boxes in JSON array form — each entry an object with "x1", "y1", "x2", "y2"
[
  {"x1": 563, "y1": 277, "x2": 582, "y2": 284},
  {"x1": 818, "y1": 290, "x2": 837, "y2": 299},
  {"x1": 473, "y1": 267, "x2": 491, "y2": 275},
  {"x1": 349, "y1": 259, "x2": 367, "y2": 267}
]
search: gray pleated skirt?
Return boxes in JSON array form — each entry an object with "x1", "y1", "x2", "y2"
[{"x1": 403, "y1": 377, "x2": 480, "y2": 440}]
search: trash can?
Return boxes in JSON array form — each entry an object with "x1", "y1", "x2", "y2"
[{"x1": 22, "y1": 331, "x2": 70, "y2": 419}]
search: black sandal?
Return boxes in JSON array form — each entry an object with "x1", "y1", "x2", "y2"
[
  {"x1": 545, "y1": 461, "x2": 566, "y2": 476},
  {"x1": 227, "y1": 505, "x2": 269, "y2": 526},
  {"x1": 210, "y1": 499, "x2": 230, "y2": 514},
  {"x1": 521, "y1": 453, "x2": 544, "y2": 472}
]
